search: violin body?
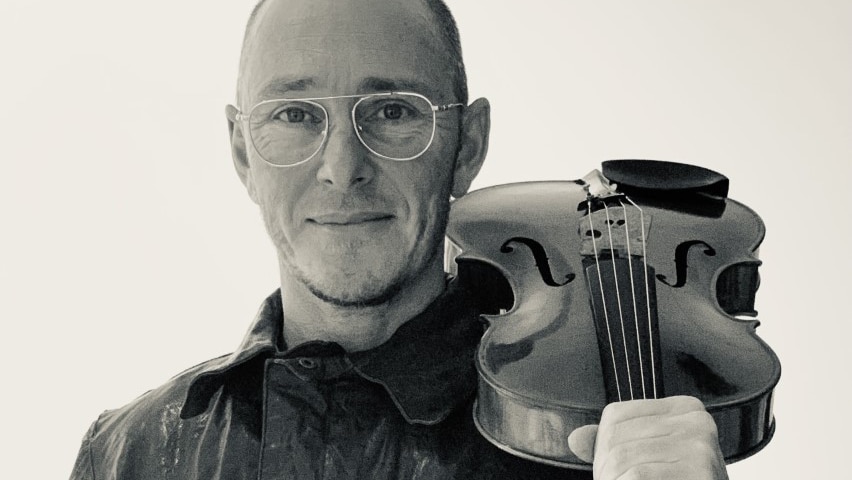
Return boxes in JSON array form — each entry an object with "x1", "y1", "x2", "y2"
[{"x1": 446, "y1": 160, "x2": 780, "y2": 469}]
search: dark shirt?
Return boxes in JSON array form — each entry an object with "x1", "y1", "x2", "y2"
[{"x1": 70, "y1": 280, "x2": 591, "y2": 479}]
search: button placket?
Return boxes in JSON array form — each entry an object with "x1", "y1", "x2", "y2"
[{"x1": 260, "y1": 358, "x2": 326, "y2": 478}]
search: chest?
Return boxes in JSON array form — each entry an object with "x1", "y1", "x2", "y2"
[{"x1": 142, "y1": 356, "x2": 588, "y2": 480}]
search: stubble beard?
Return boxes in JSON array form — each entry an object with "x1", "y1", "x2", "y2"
[{"x1": 262, "y1": 200, "x2": 451, "y2": 309}]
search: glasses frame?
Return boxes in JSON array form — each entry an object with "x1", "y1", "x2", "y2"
[{"x1": 232, "y1": 91, "x2": 464, "y2": 167}]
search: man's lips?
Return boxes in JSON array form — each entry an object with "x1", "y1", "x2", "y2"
[{"x1": 307, "y1": 212, "x2": 394, "y2": 225}]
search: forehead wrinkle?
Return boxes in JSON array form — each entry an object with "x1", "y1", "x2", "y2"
[{"x1": 249, "y1": 43, "x2": 446, "y2": 103}]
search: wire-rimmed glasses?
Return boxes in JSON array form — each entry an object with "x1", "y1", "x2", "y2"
[{"x1": 233, "y1": 92, "x2": 464, "y2": 167}]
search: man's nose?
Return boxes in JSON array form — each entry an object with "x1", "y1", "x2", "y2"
[{"x1": 315, "y1": 120, "x2": 375, "y2": 189}]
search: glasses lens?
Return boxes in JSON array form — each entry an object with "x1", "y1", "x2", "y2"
[
  {"x1": 354, "y1": 93, "x2": 435, "y2": 160},
  {"x1": 248, "y1": 100, "x2": 327, "y2": 165}
]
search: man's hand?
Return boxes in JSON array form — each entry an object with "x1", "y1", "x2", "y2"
[{"x1": 567, "y1": 396, "x2": 728, "y2": 480}]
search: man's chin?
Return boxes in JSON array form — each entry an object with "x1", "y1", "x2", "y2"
[
  {"x1": 304, "y1": 280, "x2": 402, "y2": 308},
  {"x1": 281, "y1": 233, "x2": 444, "y2": 309},
  {"x1": 291, "y1": 258, "x2": 408, "y2": 308}
]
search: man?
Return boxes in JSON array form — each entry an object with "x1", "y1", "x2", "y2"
[{"x1": 71, "y1": 0, "x2": 727, "y2": 478}]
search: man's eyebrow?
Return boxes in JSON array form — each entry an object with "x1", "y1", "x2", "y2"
[
  {"x1": 257, "y1": 78, "x2": 316, "y2": 99},
  {"x1": 360, "y1": 77, "x2": 434, "y2": 96}
]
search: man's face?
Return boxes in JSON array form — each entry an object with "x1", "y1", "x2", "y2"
[{"x1": 231, "y1": 0, "x2": 485, "y2": 307}]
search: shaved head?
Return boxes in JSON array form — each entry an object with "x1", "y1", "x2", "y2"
[{"x1": 236, "y1": 0, "x2": 468, "y2": 108}]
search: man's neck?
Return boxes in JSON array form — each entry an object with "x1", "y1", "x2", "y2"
[{"x1": 278, "y1": 264, "x2": 447, "y2": 352}]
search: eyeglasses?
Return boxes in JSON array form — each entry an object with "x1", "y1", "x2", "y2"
[{"x1": 233, "y1": 92, "x2": 464, "y2": 167}]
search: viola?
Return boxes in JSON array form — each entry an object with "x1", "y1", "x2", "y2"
[{"x1": 446, "y1": 159, "x2": 780, "y2": 469}]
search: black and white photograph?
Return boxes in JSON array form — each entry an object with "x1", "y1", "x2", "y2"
[{"x1": 2, "y1": 0, "x2": 849, "y2": 478}]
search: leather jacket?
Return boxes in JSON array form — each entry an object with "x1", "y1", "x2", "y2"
[{"x1": 70, "y1": 281, "x2": 589, "y2": 479}]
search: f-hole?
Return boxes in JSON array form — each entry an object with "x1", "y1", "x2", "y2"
[
  {"x1": 656, "y1": 240, "x2": 716, "y2": 288},
  {"x1": 500, "y1": 237, "x2": 576, "y2": 287}
]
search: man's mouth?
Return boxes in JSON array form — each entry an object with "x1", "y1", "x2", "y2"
[{"x1": 307, "y1": 212, "x2": 394, "y2": 226}]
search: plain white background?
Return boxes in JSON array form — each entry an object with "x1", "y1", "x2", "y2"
[{"x1": 2, "y1": 1, "x2": 849, "y2": 478}]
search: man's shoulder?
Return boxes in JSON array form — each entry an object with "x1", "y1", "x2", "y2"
[
  {"x1": 107, "y1": 355, "x2": 224, "y2": 415},
  {"x1": 86, "y1": 354, "x2": 230, "y2": 452}
]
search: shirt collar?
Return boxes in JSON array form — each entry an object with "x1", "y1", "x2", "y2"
[{"x1": 181, "y1": 278, "x2": 484, "y2": 424}]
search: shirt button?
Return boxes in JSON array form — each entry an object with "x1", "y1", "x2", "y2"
[{"x1": 298, "y1": 357, "x2": 318, "y2": 369}]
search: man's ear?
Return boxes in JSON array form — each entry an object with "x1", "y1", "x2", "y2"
[
  {"x1": 225, "y1": 104, "x2": 259, "y2": 204},
  {"x1": 451, "y1": 97, "x2": 490, "y2": 198}
]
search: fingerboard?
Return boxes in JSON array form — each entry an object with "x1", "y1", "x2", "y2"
[{"x1": 584, "y1": 257, "x2": 665, "y2": 403}]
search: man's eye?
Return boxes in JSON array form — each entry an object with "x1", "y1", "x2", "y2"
[
  {"x1": 270, "y1": 106, "x2": 323, "y2": 124},
  {"x1": 373, "y1": 102, "x2": 420, "y2": 121},
  {"x1": 278, "y1": 108, "x2": 308, "y2": 123},
  {"x1": 382, "y1": 103, "x2": 406, "y2": 120}
]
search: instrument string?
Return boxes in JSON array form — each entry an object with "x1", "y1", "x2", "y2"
[
  {"x1": 588, "y1": 199, "x2": 623, "y2": 402},
  {"x1": 602, "y1": 201, "x2": 634, "y2": 400},
  {"x1": 619, "y1": 199, "x2": 647, "y2": 400},
  {"x1": 626, "y1": 196, "x2": 657, "y2": 399}
]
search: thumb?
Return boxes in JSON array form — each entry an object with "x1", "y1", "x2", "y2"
[{"x1": 567, "y1": 424, "x2": 598, "y2": 464}]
